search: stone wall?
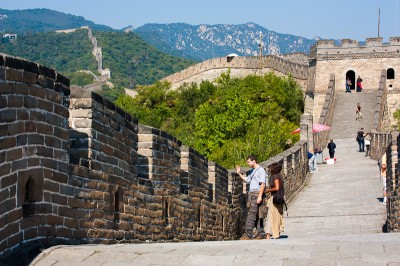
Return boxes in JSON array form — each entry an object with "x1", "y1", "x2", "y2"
[
  {"x1": 162, "y1": 55, "x2": 309, "y2": 91},
  {"x1": 0, "y1": 55, "x2": 314, "y2": 262},
  {"x1": 363, "y1": 131, "x2": 400, "y2": 232},
  {"x1": 372, "y1": 70, "x2": 390, "y2": 132},
  {"x1": 0, "y1": 54, "x2": 71, "y2": 258},
  {"x1": 314, "y1": 75, "x2": 336, "y2": 150},
  {"x1": 369, "y1": 132, "x2": 392, "y2": 160},
  {"x1": 382, "y1": 131, "x2": 400, "y2": 232}
]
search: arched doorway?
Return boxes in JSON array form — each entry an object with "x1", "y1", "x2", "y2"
[
  {"x1": 387, "y1": 68, "x2": 395, "y2": 79},
  {"x1": 346, "y1": 70, "x2": 355, "y2": 90}
]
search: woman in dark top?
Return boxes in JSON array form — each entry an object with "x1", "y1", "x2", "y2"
[{"x1": 264, "y1": 162, "x2": 285, "y2": 239}]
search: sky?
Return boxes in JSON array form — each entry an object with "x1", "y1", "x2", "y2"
[{"x1": 1, "y1": 0, "x2": 400, "y2": 41}]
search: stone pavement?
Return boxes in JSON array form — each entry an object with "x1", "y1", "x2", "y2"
[{"x1": 30, "y1": 138, "x2": 400, "y2": 266}]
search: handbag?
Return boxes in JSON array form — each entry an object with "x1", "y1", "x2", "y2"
[
  {"x1": 273, "y1": 195, "x2": 285, "y2": 205},
  {"x1": 272, "y1": 195, "x2": 288, "y2": 215}
]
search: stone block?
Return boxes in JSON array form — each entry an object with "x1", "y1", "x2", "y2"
[
  {"x1": 23, "y1": 71, "x2": 38, "y2": 84},
  {"x1": 5, "y1": 68, "x2": 23, "y2": 82}
]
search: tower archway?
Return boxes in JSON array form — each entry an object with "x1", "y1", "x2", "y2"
[
  {"x1": 387, "y1": 68, "x2": 395, "y2": 79},
  {"x1": 346, "y1": 70, "x2": 355, "y2": 90}
]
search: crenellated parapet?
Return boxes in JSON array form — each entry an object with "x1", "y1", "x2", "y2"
[
  {"x1": 0, "y1": 54, "x2": 313, "y2": 262},
  {"x1": 162, "y1": 55, "x2": 309, "y2": 90},
  {"x1": 310, "y1": 37, "x2": 400, "y2": 61},
  {"x1": 0, "y1": 53, "x2": 71, "y2": 259}
]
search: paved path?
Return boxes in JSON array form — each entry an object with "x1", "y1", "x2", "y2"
[{"x1": 31, "y1": 138, "x2": 400, "y2": 266}]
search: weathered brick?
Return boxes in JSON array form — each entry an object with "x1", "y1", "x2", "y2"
[
  {"x1": 64, "y1": 217, "x2": 78, "y2": 228},
  {"x1": 37, "y1": 123, "x2": 53, "y2": 135},
  {"x1": 6, "y1": 148, "x2": 22, "y2": 162},
  {"x1": 27, "y1": 134, "x2": 44, "y2": 145},
  {"x1": 23, "y1": 227, "x2": 39, "y2": 240},
  {"x1": 68, "y1": 197, "x2": 84, "y2": 208},
  {"x1": 0, "y1": 83, "x2": 15, "y2": 94},
  {"x1": 21, "y1": 60, "x2": 38, "y2": 73},
  {"x1": 0, "y1": 109, "x2": 17, "y2": 123},
  {"x1": 38, "y1": 65, "x2": 56, "y2": 80},
  {"x1": 0, "y1": 95, "x2": 7, "y2": 108},
  {"x1": 58, "y1": 206, "x2": 74, "y2": 218},
  {"x1": 5, "y1": 56, "x2": 23, "y2": 69},
  {"x1": 46, "y1": 215, "x2": 63, "y2": 226},
  {"x1": 22, "y1": 71, "x2": 38, "y2": 84},
  {"x1": 56, "y1": 73, "x2": 70, "y2": 87},
  {"x1": 44, "y1": 180, "x2": 60, "y2": 193},
  {"x1": 7, "y1": 95, "x2": 23, "y2": 108},
  {"x1": 38, "y1": 75, "x2": 55, "y2": 89},
  {"x1": 37, "y1": 98, "x2": 53, "y2": 112},
  {"x1": 7, "y1": 231, "x2": 23, "y2": 248},
  {"x1": 51, "y1": 194, "x2": 68, "y2": 206},
  {"x1": 20, "y1": 215, "x2": 41, "y2": 229},
  {"x1": 1, "y1": 221, "x2": 19, "y2": 239},
  {"x1": 5, "y1": 68, "x2": 23, "y2": 82}
]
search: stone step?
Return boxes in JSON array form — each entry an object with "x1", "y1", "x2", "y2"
[{"x1": 329, "y1": 92, "x2": 377, "y2": 139}]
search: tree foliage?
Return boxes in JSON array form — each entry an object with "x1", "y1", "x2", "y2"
[
  {"x1": 393, "y1": 109, "x2": 400, "y2": 131},
  {"x1": 115, "y1": 72, "x2": 304, "y2": 168},
  {"x1": 94, "y1": 31, "x2": 196, "y2": 88}
]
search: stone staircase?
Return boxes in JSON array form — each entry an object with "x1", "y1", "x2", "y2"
[{"x1": 329, "y1": 91, "x2": 377, "y2": 139}]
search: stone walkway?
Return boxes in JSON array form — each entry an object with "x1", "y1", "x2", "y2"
[{"x1": 30, "y1": 138, "x2": 400, "y2": 266}]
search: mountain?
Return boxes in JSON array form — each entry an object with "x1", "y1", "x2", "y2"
[
  {"x1": 0, "y1": 8, "x2": 114, "y2": 33},
  {"x1": 0, "y1": 8, "x2": 318, "y2": 62},
  {"x1": 135, "y1": 22, "x2": 318, "y2": 61}
]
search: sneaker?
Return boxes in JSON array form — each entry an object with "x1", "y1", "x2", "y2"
[
  {"x1": 383, "y1": 201, "x2": 387, "y2": 206},
  {"x1": 239, "y1": 235, "x2": 252, "y2": 240}
]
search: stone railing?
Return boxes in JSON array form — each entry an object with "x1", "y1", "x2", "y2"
[
  {"x1": 373, "y1": 70, "x2": 390, "y2": 132},
  {"x1": 386, "y1": 131, "x2": 400, "y2": 232},
  {"x1": 314, "y1": 74, "x2": 336, "y2": 150}
]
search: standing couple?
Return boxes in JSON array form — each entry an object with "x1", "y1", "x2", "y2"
[{"x1": 236, "y1": 155, "x2": 285, "y2": 240}]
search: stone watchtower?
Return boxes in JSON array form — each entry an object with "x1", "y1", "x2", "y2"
[{"x1": 307, "y1": 37, "x2": 400, "y2": 125}]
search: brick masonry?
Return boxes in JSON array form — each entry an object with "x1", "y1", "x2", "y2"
[{"x1": 0, "y1": 54, "x2": 311, "y2": 261}]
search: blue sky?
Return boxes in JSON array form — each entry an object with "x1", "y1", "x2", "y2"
[{"x1": 1, "y1": 0, "x2": 399, "y2": 41}]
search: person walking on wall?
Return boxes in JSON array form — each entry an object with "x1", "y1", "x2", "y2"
[
  {"x1": 346, "y1": 77, "x2": 352, "y2": 93},
  {"x1": 356, "y1": 128, "x2": 365, "y2": 152},
  {"x1": 308, "y1": 149, "x2": 316, "y2": 173},
  {"x1": 365, "y1": 132, "x2": 371, "y2": 157},
  {"x1": 356, "y1": 103, "x2": 362, "y2": 121},
  {"x1": 264, "y1": 162, "x2": 285, "y2": 239},
  {"x1": 380, "y1": 153, "x2": 387, "y2": 205},
  {"x1": 356, "y1": 76, "x2": 363, "y2": 92},
  {"x1": 327, "y1": 139, "x2": 336, "y2": 159},
  {"x1": 236, "y1": 155, "x2": 267, "y2": 240}
]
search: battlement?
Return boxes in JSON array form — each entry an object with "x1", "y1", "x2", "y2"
[
  {"x1": 310, "y1": 36, "x2": 400, "y2": 59},
  {"x1": 0, "y1": 54, "x2": 311, "y2": 260},
  {"x1": 163, "y1": 55, "x2": 309, "y2": 90}
]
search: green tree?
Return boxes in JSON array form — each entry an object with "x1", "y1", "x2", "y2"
[{"x1": 115, "y1": 72, "x2": 303, "y2": 168}]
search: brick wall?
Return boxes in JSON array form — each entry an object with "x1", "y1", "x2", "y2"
[
  {"x1": 162, "y1": 55, "x2": 309, "y2": 91},
  {"x1": 1, "y1": 55, "x2": 313, "y2": 262},
  {"x1": 383, "y1": 131, "x2": 400, "y2": 232},
  {"x1": 0, "y1": 53, "x2": 71, "y2": 258}
]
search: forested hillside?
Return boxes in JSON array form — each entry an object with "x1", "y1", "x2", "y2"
[
  {"x1": 116, "y1": 71, "x2": 304, "y2": 168},
  {"x1": 94, "y1": 31, "x2": 196, "y2": 88},
  {"x1": 0, "y1": 8, "x2": 114, "y2": 33},
  {"x1": 0, "y1": 29, "x2": 195, "y2": 89}
]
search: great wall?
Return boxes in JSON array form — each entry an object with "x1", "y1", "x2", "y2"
[{"x1": 1, "y1": 36, "x2": 400, "y2": 262}]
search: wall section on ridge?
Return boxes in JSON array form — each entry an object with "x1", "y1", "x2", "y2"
[{"x1": 0, "y1": 54, "x2": 313, "y2": 263}]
